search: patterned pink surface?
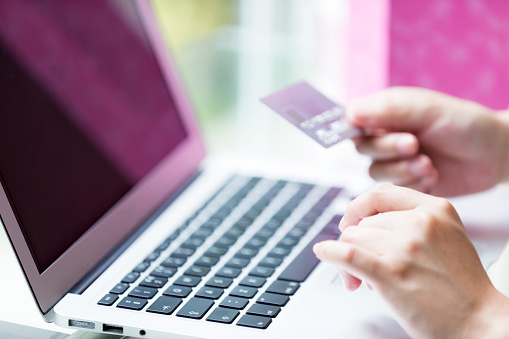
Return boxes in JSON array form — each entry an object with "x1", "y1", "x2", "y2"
[{"x1": 348, "y1": 0, "x2": 509, "y2": 109}]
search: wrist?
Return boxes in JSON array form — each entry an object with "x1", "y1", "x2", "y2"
[
  {"x1": 462, "y1": 287, "x2": 509, "y2": 338},
  {"x1": 495, "y1": 111, "x2": 509, "y2": 184}
]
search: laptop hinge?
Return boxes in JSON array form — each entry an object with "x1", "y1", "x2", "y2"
[{"x1": 68, "y1": 170, "x2": 202, "y2": 295}]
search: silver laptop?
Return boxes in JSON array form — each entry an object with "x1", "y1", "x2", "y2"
[{"x1": 0, "y1": 1, "x2": 399, "y2": 338}]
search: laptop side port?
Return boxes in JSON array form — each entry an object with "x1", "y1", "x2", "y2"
[
  {"x1": 103, "y1": 324, "x2": 123, "y2": 334},
  {"x1": 68, "y1": 319, "x2": 95, "y2": 330}
]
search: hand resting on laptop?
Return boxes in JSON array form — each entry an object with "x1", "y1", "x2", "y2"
[{"x1": 314, "y1": 87, "x2": 509, "y2": 338}]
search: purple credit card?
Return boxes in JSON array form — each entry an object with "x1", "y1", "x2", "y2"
[{"x1": 260, "y1": 82, "x2": 362, "y2": 148}]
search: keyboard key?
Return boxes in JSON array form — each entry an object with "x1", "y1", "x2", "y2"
[
  {"x1": 204, "y1": 246, "x2": 228, "y2": 258},
  {"x1": 244, "y1": 237, "x2": 267, "y2": 249},
  {"x1": 278, "y1": 229, "x2": 338, "y2": 282},
  {"x1": 98, "y1": 294, "x2": 118, "y2": 306},
  {"x1": 230, "y1": 286, "x2": 257, "y2": 299},
  {"x1": 225, "y1": 257, "x2": 250, "y2": 269},
  {"x1": 256, "y1": 228, "x2": 275, "y2": 239},
  {"x1": 151, "y1": 266, "x2": 177, "y2": 278},
  {"x1": 287, "y1": 227, "x2": 306, "y2": 239},
  {"x1": 172, "y1": 247, "x2": 195, "y2": 258},
  {"x1": 185, "y1": 265, "x2": 210, "y2": 277},
  {"x1": 121, "y1": 272, "x2": 140, "y2": 284},
  {"x1": 238, "y1": 216, "x2": 254, "y2": 226},
  {"x1": 132, "y1": 262, "x2": 150, "y2": 273},
  {"x1": 176, "y1": 298, "x2": 214, "y2": 319},
  {"x1": 239, "y1": 276, "x2": 266, "y2": 288},
  {"x1": 258, "y1": 257, "x2": 283, "y2": 268},
  {"x1": 174, "y1": 275, "x2": 201, "y2": 287},
  {"x1": 110, "y1": 283, "x2": 129, "y2": 294},
  {"x1": 266, "y1": 280, "x2": 299, "y2": 295},
  {"x1": 250, "y1": 266, "x2": 275, "y2": 278},
  {"x1": 219, "y1": 296, "x2": 249, "y2": 310},
  {"x1": 163, "y1": 285, "x2": 192, "y2": 298},
  {"x1": 181, "y1": 238, "x2": 205, "y2": 249},
  {"x1": 207, "y1": 307, "x2": 239, "y2": 324},
  {"x1": 155, "y1": 240, "x2": 172, "y2": 252},
  {"x1": 146, "y1": 296, "x2": 182, "y2": 315},
  {"x1": 144, "y1": 251, "x2": 160, "y2": 262},
  {"x1": 215, "y1": 206, "x2": 231, "y2": 218},
  {"x1": 235, "y1": 247, "x2": 258, "y2": 259},
  {"x1": 140, "y1": 276, "x2": 167, "y2": 288},
  {"x1": 117, "y1": 297, "x2": 147, "y2": 310},
  {"x1": 166, "y1": 230, "x2": 182, "y2": 242},
  {"x1": 224, "y1": 228, "x2": 244, "y2": 238},
  {"x1": 263, "y1": 219, "x2": 282, "y2": 230},
  {"x1": 247, "y1": 304, "x2": 281, "y2": 318},
  {"x1": 233, "y1": 219, "x2": 253, "y2": 229},
  {"x1": 244, "y1": 209, "x2": 261, "y2": 219},
  {"x1": 273, "y1": 210, "x2": 291, "y2": 221},
  {"x1": 237, "y1": 314, "x2": 272, "y2": 329},
  {"x1": 203, "y1": 218, "x2": 222, "y2": 228},
  {"x1": 277, "y1": 237, "x2": 299, "y2": 248},
  {"x1": 161, "y1": 257, "x2": 186, "y2": 268},
  {"x1": 257, "y1": 293, "x2": 289, "y2": 306},
  {"x1": 195, "y1": 287, "x2": 223, "y2": 299},
  {"x1": 268, "y1": 247, "x2": 290, "y2": 258},
  {"x1": 192, "y1": 227, "x2": 214, "y2": 239},
  {"x1": 206, "y1": 276, "x2": 233, "y2": 289},
  {"x1": 194, "y1": 256, "x2": 219, "y2": 267},
  {"x1": 129, "y1": 286, "x2": 158, "y2": 299},
  {"x1": 295, "y1": 220, "x2": 313, "y2": 230},
  {"x1": 216, "y1": 267, "x2": 241, "y2": 278},
  {"x1": 214, "y1": 236, "x2": 236, "y2": 248}
]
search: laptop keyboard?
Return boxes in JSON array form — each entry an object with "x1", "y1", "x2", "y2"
[{"x1": 97, "y1": 175, "x2": 344, "y2": 329}]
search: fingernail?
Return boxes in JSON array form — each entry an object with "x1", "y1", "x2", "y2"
[
  {"x1": 349, "y1": 106, "x2": 374, "y2": 125},
  {"x1": 313, "y1": 242, "x2": 322, "y2": 254},
  {"x1": 342, "y1": 225, "x2": 356, "y2": 235},
  {"x1": 420, "y1": 175, "x2": 435, "y2": 190},
  {"x1": 396, "y1": 134, "x2": 416, "y2": 154},
  {"x1": 340, "y1": 224, "x2": 354, "y2": 234},
  {"x1": 409, "y1": 157, "x2": 428, "y2": 177}
]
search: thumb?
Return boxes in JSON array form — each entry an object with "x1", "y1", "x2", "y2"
[{"x1": 347, "y1": 87, "x2": 446, "y2": 132}]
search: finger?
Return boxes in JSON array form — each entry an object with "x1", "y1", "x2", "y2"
[
  {"x1": 404, "y1": 169, "x2": 439, "y2": 193},
  {"x1": 339, "y1": 184, "x2": 432, "y2": 231},
  {"x1": 368, "y1": 155, "x2": 434, "y2": 185},
  {"x1": 347, "y1": 87, "x2": 446, "y2": 132},
  {"x1": 314, "y1": 240, "x2": 385, "y2": 285},
  {"x1": 355, "y1": 133, "x2": 419, "y2": 161},
  {"x1": 340, "y1": 224, "x2": 392, "y2": 254},
  {"x1": 338, "y1": 270, "x2": 363, "y2": 292}
]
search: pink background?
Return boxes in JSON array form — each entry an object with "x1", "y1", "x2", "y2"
[{"x1": 348, "y1": 0, "x2": 509, "y2": 110}]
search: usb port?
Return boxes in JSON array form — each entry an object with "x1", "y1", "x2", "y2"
[{"x1": 103, "y1": 324, "x2": 123, "y2": 334}]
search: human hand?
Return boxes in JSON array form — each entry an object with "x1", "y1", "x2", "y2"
[
  {"x1": 348, "y1": 87, "x2": 509, "y2": 197},
  {"x1": 313, "y1": 184, "x2": 509, "y2": 338}
]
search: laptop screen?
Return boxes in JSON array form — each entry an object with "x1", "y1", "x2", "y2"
[{"x1": 0, "y1": 0, "x2": 187, "y2": 273}]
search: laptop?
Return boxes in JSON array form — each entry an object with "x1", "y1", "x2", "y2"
[{"x1": 0, "y1": 1, "x2": 399, "y2": 338}]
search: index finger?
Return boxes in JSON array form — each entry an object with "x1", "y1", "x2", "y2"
[
  {"x1": 346, "y1": 87, "x2": 446, "y2": 132},
  {"x1": 339, "y1": 183, "x2": 433, "y2": 231}
]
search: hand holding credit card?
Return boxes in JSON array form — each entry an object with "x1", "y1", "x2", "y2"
[{"x1": 260, "y1": 82, "x2": 362, "y2": 148}]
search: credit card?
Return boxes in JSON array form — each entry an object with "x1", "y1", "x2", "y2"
[{"x1": 260, "y1": 82, "x2": 362, "y2": 148}]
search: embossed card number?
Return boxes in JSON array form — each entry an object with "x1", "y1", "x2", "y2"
[{"x1": 260, "y1": 82, "x2": 362, "y2": 148}]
